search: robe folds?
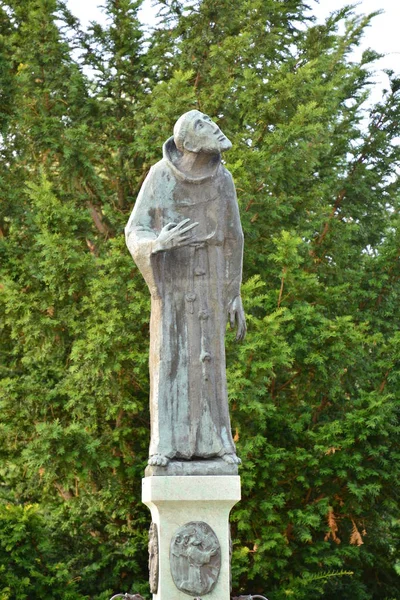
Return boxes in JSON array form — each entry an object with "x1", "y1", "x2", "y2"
[{"x1": 125, "y1": 137, "x2": 244, "y2": 460}]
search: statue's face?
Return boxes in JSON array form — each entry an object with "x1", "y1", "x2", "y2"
[{"x1": 184, "y1": 113, "x2": 232, "y2": 154}]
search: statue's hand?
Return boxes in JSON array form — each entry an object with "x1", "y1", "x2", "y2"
[
  {"x1": 152, "y1": 218, "x2": 198, "y2": 253},
  {"x1": 228, "y1": 296, "x2": 246, "y2": 342}
]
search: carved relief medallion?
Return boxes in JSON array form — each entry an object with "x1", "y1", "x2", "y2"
[
  {"x1": 148, "y1": 522, "x2": 159, "y2": 593},
  {"x1": 170, "y1": 521, "x2": 221, "y2": 596},
  {"x1": 229, "y1": 524, "x2": 232, "y2": 592}
]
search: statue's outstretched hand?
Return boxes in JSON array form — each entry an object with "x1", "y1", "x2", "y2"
[
  {"x1": 228, "y1": 296, "x2": 246, "y2": 342},
  {"x1": 152, "y1": 218, "x2": 198, "y2": 253}
]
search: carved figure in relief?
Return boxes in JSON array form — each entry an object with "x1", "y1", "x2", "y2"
[
  {"x1": 148, "y1": 522, "x2": 159, "y2": 593},
  {"x1": 170, "y1": 521, "x2": 221, "y2": 596},
  {"x1": 125, "y1": 110, "x2": 246, "y2": 468}
]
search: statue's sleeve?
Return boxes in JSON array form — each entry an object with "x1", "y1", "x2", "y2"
[
  {"x1": 125, "y1": 167, "x2": 160, "y2": 297},
  {"x1": 224, "y1": 171, "x2": 244, "y2": 301}
]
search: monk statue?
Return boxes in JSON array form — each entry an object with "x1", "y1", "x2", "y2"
[{"x1": 125, "y1": 110, "x2": 246, "y2": 471}]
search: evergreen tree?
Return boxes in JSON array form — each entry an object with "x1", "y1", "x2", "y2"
[
  {"x1": 1, "y1": 1, "x2": 399, "y2": 599},
  {"x1": 1, "y1": 1, "x2": 150, "y2": 597},
  {"x1": 145, "y1": 4, "x2": 400, "y2": 597}
]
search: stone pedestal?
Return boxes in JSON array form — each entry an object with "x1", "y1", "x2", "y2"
[{"x1": 142, "y1": 475, "x2": 241, "y2": 600}]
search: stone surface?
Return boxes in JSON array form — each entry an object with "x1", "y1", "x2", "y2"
[
  {"x1": 148, "y1": 522, "x2": 159, "y2": 593},
  {"x1": 170, "y1": 521, "x2": 221, "y2": 595},
  {"x1": 145, "y1": 458, "x2": 238, "y2": 477},
  {"x1": 125, "y1": 111, "x2": 246, "y2": 471},
  {"x1": 142, "y1": 475, "x2": 240, "y2": 600}
]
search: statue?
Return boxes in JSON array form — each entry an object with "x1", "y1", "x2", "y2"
[{"x1": 125, "y1": 110, "x2": 246, "y2": 469}]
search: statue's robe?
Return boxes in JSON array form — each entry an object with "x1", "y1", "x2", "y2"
[{"x1": 125, "y1": 137, "x2": 244, "y2": 460}]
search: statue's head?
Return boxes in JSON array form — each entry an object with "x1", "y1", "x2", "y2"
[{"x1": 173, "y1": 110, "x2": 232, "y2": 154}]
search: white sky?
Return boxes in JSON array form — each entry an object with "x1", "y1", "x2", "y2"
[{"x1": 66, "y1": 0, "x2": 400, "y2": 101}]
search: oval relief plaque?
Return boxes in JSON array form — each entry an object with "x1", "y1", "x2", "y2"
[
  {"x1": 148, "y1": 522, "x2": 159, "y2": 593},
  {"x1": 170, "y1": 521, "x2": 221, "y2": 596}
]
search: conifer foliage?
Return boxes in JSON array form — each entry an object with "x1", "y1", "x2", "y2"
[{"x1": 1, "y1": 1, "x2": 400, "y2": 599}]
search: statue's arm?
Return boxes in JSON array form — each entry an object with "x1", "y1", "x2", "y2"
[
  {"x1": 224, "y1": 172, "x2": 246, "y2": 341},
  {"x1": 125, "y1": 167, "x2": 199, "y2": 295},
  {"x1": 125, "y1": 168, "x2": 157, "y2": 247},
  {"x1": 125, "y1": 171, "x2": 198, "y2": 257},
  {"x1": 125, "y1": 169, "x2": 160, "y2": 295}
]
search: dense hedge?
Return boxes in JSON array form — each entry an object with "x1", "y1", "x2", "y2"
[{"x1": 1, "y1": 1, "x2": 400, "y2": 598}]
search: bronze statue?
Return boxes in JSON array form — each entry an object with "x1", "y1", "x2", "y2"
[{"x1": 125, "y1": 111, "x2": 246, "y2": 470}]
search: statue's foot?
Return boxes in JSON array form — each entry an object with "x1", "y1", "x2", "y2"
[
  {"x1": 221, "y1": 453, "x2": 242, "y2": 465},
  {"x1": 148, "y1": 454, "x2": 169, "y2": 467}
]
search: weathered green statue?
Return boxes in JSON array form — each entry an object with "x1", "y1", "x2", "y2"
[{"x1": 125, "y1": 111, "x2": 246, "y2": 471}]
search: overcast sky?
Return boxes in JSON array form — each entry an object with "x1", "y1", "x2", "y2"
[{"x1": 66, "y1": 0, "x2": 400, "y2": 101}]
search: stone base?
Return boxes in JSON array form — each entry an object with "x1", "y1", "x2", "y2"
[
  {"x1": 145, "y1": 458, "x2": 239, "y2": 477},
  {"x1": 142, "y1": 475, "x2": 241, "y2": 600}
]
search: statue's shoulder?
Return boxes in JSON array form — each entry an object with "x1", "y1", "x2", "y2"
[
  {"x1": 220, "y1": 163, "x2": 232, "y2": 177},
  {"x1": 150, "y1": 158, "x2": 166, "y2": 172},
  {"x1": 220, "y1": 165, "x2": 235, "y2": 188},
  {"x1": 145, "y1": 159, "x2": 176, "y2": 183}
]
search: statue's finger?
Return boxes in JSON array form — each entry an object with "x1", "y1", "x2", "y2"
[
  {"x1": 176, "y1": 235, "x2": 190, "y2": 244},
  {"x1": 178, "y1": 221, "x2": 199, "y2": 234},
  {"x1": 236, "y1": 319, "x2": 247, "y2": 341},
  {"x1": 175, "y1": 218, "x2": 191, "y2": 229},
  {"x1": 229, "y1": 309, "x2": 235, "y2": 329},
  {"x1": 164, "y1": 222, "x2": 177, "y2": 231},
  {"x1": 165, "y1": 233, "x2": 176, "y2": 244},
  {"x1": 170, "y1": 222, "x2": 198, "y2": 239}
]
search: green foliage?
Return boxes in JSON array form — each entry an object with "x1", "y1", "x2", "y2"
[
  {"x1": 1, "y1": 0, "x2": 400, "y2": 599},
  {"x1": 0, "y1": 502, "x2": 85, "y2": 600}
]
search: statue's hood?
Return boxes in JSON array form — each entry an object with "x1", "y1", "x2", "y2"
[{"x1": 162, "y1": 137, "x2": 221, "y2": 184}]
